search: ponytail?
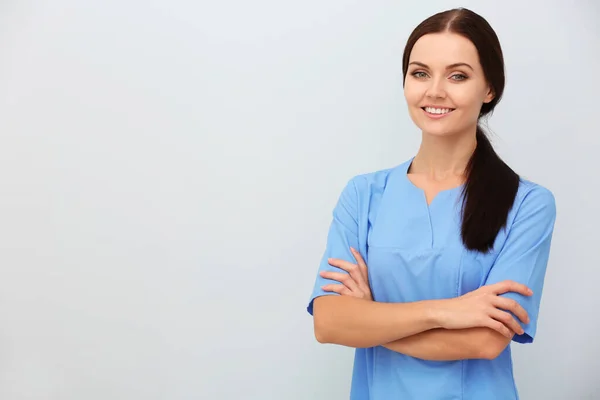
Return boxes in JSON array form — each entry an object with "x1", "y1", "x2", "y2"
[{"x1": 460, "y1": 126, "x2": 520, "y2": 252}]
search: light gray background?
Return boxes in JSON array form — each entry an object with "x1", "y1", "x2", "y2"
[{"x1": 0, "y1": 0, "x2": 598, "y2": 399}]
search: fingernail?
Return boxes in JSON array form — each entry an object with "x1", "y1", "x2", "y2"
[{"x1": 350, "y1": 247, "x2": 356, "y2": 253}]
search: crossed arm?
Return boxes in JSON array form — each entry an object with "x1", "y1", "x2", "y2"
[
  {"x1": 313, "y1": 295, "x2": 515, "y2": 361},
  {"x1": 312, "y1": 249, "x2": 528, "y2": 361},
  {"x1": 312, "y1": 181, "x2": 554, "y2": 361},
  {"x1": 381, "y1": 326, "x2": 513, "y2": 361}
]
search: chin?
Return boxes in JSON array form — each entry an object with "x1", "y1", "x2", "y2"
[
  {"x1": 415, "y1": 121, "x2": 459, "y2": 137},
  {"x1": 424, "y1": 131, "x2": 459, "y2": 138}
]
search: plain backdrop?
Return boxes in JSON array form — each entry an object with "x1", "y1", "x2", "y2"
[{"x1": 0, "y1": 0, "x2": 598, "y2": 399}]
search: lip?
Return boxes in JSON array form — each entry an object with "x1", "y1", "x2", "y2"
[{"x1": 421, "y1": 106, "x2": 455, "y2": 119}]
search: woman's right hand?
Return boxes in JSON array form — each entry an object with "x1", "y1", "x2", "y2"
[{"x1": 435, "y1": 280, "x2": 532, "y2": 338}]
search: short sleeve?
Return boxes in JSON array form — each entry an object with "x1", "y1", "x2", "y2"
[
  {"x1": 483, "y1": 185, "x2": 557, "y2": 344},
  {"x1": 306, "y1": 178, "x2": 360, "y2": 316}
]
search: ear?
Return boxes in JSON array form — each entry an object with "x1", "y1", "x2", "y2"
[{"x1": 483, "y1": 86, "x2": 495, "y2": 104}]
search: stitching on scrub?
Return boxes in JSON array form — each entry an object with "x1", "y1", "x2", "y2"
[
  {"x1": 461, "y1": 358, "x2": 465, "y2": 400},
  {"x1": 333, "y1": 214, "x2": 358, "y2": 235},
  {"x1": 367, "y1": 174, "x2": 389, "y2": 228},
  {"x1": 372, "y1": 346, "x2": 379, "y2": 398},
  {"x1": 508, "y1": 350, "x2": 519, "y2": 399},
  {"x1": 348, "y1": 178, "x2": 359, "y2": 226},
  {"x1": 455, "y1": 250, "x2": 465, "y2": 297},
  {"x1": 334, "y1": 180, "x2": 359, "y2": 233}
]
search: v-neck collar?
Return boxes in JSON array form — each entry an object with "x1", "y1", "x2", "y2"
[{"x1": 401, "y1": 157, "x2": 465, "y2": 207}]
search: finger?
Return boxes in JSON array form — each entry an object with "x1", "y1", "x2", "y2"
[
  {"x1": 492, "y1": 296, "x2": 530, "y2": 324},
  {"x1": 490, "y1": 309, "x2": 525, "y2": 336},
  {"x1": 321, "y1": 284, "x2": 352, "y2": 296},
  {"x1": 320, "y1": 271, "x2": 359, "y2": 292},
  {"x1": 490, "y1": 280, "x2": 533, "y2": 297},
  {"x1": 484, "y1": 318, "x2": 513, "y2": 338},
  {"x1": 328, "y1": 258, "x2": 357, "y2": 274},
  {"x1": 350, "y1": 247, "x2": 367, "y2": 269},
  {"x1": 349, "y1": 247, "x2": 369, "y2": 291},
  {"x1": 328, "y1": 258, "x2": 363, "y2": 288},
  {"x1": 350, "y1": 247, "x2": 369, "y2": 280}
]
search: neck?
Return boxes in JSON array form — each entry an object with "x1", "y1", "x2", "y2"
[{"x1": 410, "y1": 129, "x2": 477, "y2": 181}]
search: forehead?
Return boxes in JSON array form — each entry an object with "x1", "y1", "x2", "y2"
[{"x1": 409, "y1": 32, "x2": 481, "y2": 68}]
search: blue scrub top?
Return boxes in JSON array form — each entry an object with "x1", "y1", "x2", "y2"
[{"x1": 307, "y1": 158, "x2": 556, "y2": 400}]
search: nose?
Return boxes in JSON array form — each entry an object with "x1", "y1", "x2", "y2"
[{"x1": 425, "y1": 77, "x2": 446, "y2": 99}]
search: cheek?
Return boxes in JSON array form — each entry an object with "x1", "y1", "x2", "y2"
[
  {"x1": 403, "y1": 82, "x2": 423, "y2": 106},
  {"x1": 451, "y1": 85, "x2": 487, "y2": 109},
  {"x1": 404, "y1": 89, "x2": 421, "y2": 119},
  {"x1": 450, "y1": 91, "x2": 484, "y2": 117}
]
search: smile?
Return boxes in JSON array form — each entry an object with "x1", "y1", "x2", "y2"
[{"x1": 421, "y1": 106, "x2": 455, "y2": 119}]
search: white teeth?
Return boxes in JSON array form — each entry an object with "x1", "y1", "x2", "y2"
[{"x1": 424, "y1": 107, "x2": 453, "y2": 114}]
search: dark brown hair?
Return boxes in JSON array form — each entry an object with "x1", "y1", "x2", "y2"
[{"x1": 402, "y1": 8, "x2": 520, "y2": 253}]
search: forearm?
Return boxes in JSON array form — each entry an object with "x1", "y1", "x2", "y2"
[
  {"x1": 383, "y1": 327, "x2": 505, "y2": 361},
  {"x1": 313, "y1": 295, "x2": 440, "y2": 348}
]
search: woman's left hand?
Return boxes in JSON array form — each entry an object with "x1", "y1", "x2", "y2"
[{"x1": 320, "y1": 247, "x2": 373, "y2": 301}]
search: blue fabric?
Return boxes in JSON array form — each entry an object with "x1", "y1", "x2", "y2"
[{"x1": 307, "y1": 158, "x2": 556, "y2": 400}]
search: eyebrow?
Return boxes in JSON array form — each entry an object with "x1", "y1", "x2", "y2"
[{"x1": 408, "y1": 61, "x2": 474, "y2": 71}]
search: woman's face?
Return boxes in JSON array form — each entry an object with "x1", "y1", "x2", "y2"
[{"x1": 404, "y1": 32, "x2": 494, "y2": 138}]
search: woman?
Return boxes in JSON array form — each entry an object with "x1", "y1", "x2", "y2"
[{"x1": 307, "y1": 7, "x2": 556, "y2": 400}]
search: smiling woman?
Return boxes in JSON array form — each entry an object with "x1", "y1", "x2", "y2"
[
  {"x1": 306, "y1": 7, "x2": 557, "y2": 400},
  {"x1": 404, "y1": 33, "x2": 495, "y2": 157}
]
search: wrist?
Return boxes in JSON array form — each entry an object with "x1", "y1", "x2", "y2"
[{"x1": 423, "y1": 299, "x2": 445, "y2": 329}]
